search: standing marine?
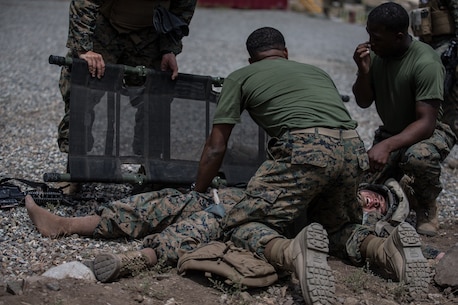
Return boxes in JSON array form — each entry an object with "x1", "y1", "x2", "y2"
[
  {"x1": 56, "y1": 0, "x2": 197, "y2": 193},
  {"x1": 411, "y1": 0, "x2": 458, "y2": 164}
]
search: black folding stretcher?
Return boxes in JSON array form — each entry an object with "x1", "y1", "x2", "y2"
[{"x1": 44, "y1": 56, "x2": 267, "y2": 188}]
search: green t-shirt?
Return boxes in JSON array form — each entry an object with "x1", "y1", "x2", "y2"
[
  {"x1": 370, "y1": 39, "x2": 444, "y2": 135},
  {"x1": 213, "y1": 58, "x2": 357, "y2": 138}
]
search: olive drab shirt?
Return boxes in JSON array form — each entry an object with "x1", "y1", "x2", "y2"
[
  {"x1": 66, "y1": 0, "x2": 197, "y2": 55},
  {"x1": 213, "y1": 58, "x2": 357, "y2": 138},
  {"x1": 369, "y1": 40, "x2": 444, "y2": 135}
]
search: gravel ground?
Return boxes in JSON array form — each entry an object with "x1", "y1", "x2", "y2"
[{"x1": 1, "y1": 0, "x2": 457, "y2": 284}]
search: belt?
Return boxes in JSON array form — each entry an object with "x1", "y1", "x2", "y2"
[{"x1": 289, "y1": 127, "x2": 359, "y2": 139}]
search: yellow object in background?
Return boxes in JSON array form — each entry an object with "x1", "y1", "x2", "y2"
[{"x1": 299, "y1": 0, "x2": 323, "y2": 14}]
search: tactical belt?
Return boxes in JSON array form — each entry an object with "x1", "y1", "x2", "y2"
[{"x1": 289, "y1": 127, "x2": 359, "y2": 139}]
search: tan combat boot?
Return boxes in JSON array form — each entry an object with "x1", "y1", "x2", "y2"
[
  {"x1": 415, "y1": 201, "x2": 439, "y2": 237},
  {"x1": 361, "y1": 222, "x2": 430, "y2": 298},
  {"x1": 93, "y1": 250, "x2": 151, "y2": 283},
  {"x1": 398, "y1": 175, "x2": 439, "y2": 237},
  {"x1": 266, "y1": 223, "x2": 335, "y2": 305}
]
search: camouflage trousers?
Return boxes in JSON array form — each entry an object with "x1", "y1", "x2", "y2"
[
  {"x1": 368, "y1": 121, "x2": 456, "y2": 205},
  {"x1": 93, "y1": 130, "x2": 372, "y2": 265},
  {"x1": 58, "y1": 14, "x2": 163, "y2": 153},
  {"x1": 94, "y1": 187, "x2": 246, "y2": 264},
  {"x1": 224, "y1": 130, "x2": 371, "y2": 263}
]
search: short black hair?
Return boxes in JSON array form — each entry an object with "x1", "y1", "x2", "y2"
[
  {"x1": 367, "y1": 2, "x2": 409, "y2": 33},
  {"x1": 246, "y1": 27, "x2": 286, "y2": 58}
]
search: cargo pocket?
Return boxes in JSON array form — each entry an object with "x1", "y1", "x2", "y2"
[
  {"x1": 357, "y1": 148, "x2": 370, "y2": 171},
  {"x1": 435, "y1": 122, "x2": 456, "y2": 158},
  {"x1": 224, "y1": 185, "x2": 282, "y2": 229},
  {"x1": 245, "y1": 183, "x2": 282, "y2": 205}
]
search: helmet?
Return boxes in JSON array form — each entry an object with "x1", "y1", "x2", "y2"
[{"x1": 383, "y1": 178, "x2": 410, "y2": 224}]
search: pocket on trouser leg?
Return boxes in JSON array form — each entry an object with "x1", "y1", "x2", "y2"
[
  {"x1": 357, "y1": 149, "x2": 370, "y2": 171},
  {"x1": 224, "y1": 186, "x2": 282, "y2": 230}
]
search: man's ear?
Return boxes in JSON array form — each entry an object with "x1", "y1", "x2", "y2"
[
  {"x1": 248, "y1": 57, "x2": 253, "y2": 64},
  {"x1": 395, "y1": 31, "x2": 405, "y2": 42},
  {"x1": 284, "y1": 47, "x2": 288, "y2": 59}
]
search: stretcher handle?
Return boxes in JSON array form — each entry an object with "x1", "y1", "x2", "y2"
[{"x1": 48, "y1": 55, "x2": 224, "y2": 86}]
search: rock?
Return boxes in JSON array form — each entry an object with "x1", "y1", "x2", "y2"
[
  {"x1": 0, "y1": 282, "x2": 7, "y2": 297},
  {"x1": 434, "y1": 245, "x2": 458, "y2": 289},
  {"x1": 445, "y1": 157, "x2": 458, "y2": 169},
  {"x1": 41, "y1": 261, "x2": 96, "y2": 281},
  {"x1": 45, "y1": 281, "x2": 61, "y2": 291},
  {"x1": 164, "y1": 298, "x2": 178, "y2": 305},
  {"x1": 239, "y1": 291, "x2": 253, "y2": 303},
  {"x1": 6, "y1": 280, "x2": 24, "y2": 296}
]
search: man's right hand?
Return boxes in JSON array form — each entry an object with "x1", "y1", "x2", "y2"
[
  {"x1": 353, "y1": 42, "x2": 371, "y2": 74},
  {"x1": 79, "y1": 51, "x2": 105, "y2": 79},
  {"x1": 367, "y1": 141, "x2": 391, "y2": 172}
]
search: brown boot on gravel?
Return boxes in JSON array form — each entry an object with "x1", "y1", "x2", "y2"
[
  {"x1": 266, "y1": 223, "x2": 335, "y2": 305},
  {"x1": 415, "y1": 202, "x2": 439, "y2": 237},
  {"x1": 363, "y1": 222, "x2": 430, "y2": 298},
  {"x1": 93, "y1": 251, "x2": 150, "y2": 283}
]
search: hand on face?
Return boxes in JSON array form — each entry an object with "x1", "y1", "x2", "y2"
[{"x1": 353, "y1": 41, "x2": 371, "y2": 74}]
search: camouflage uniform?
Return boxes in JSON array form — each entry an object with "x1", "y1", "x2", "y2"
[
  {"x1": 416, "y1": 0, "x2": 458, "y2": 139},
  {"x1": 93, "y1": 129, "x2": 371, "y2": 266},
  {"x1": 356, "y1": 179, "x2": 443, "y2": 260},
  {"x1": 58, "y1": 0, "x2": 197, "y2": 153},
  {"x1": 368, "y1": 122, "x2": 455, "y2": 206},
  {"x1": 94, "y1": 187, "x2": 246, "y2": 263},
  {"x1": 222, "y1": 130, "x2": 369, "y2": 264}
]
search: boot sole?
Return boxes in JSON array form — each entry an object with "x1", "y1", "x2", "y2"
[
  {"x1": 394, "y1": 222, "x2": 430, "y2": 298},
  {"x1": 93, "y1": 253, "x2": 122, "y2": 283},
  {"x1": 297, "y1": 223, "x2": 335, "y2": 305}
]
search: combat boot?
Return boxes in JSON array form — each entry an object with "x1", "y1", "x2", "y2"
[
  {"x1": 415, "y1": 201, "x2": 439, "y2": 237},
  {"x1": 361, "y1": 222, "x2": 430, "y2": 298},
  {"x1": 398, "y1": 176, "x2": 439, "y2": 237},
  {"x1": 93, "y1": 250, "x2": 151, "y2": 283},
  {"x1": 265, "y1": 223, "x2": 335, "y2": 305}
]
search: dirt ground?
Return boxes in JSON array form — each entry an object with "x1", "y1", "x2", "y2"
[{"x1": 1, "y1": 222, "x2": 457, "y2": 305}]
